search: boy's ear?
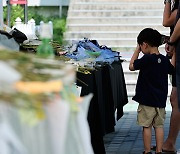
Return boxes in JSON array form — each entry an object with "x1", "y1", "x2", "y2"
[{"x1": 143, "y1": 42, "x2": 148, "y2": 49}]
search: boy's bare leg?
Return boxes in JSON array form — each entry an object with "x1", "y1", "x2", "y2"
[
  {"x1": 155, "y1": 127, "x2": 164, "y2": 153},
  {"x1": 163, "y1": 87, "x2": 180, "y2": 151},
  {"x1": 143, "y1": 126, "x2": 152, "y2": 153}
]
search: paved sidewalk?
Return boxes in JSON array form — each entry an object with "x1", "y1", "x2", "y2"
[{"x1": 104, "y1": 103, "x2": 180, "y2": 154}]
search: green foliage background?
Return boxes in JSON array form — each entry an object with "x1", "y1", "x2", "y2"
[{"x1": 3, "y1": 5, "x2": 66, "y2": 45}]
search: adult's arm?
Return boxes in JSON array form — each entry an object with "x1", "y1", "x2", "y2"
[
  {"x1": 166, "y1": 19, "x2": 180, "y2": 54},
  {"x1": 170, "y1": 19, "x2": 180, "y2": 42},
  {"x1": 163, "y1": 2, "x2": 178, "y2": 27},
  {"x1": 171, "y1": 52, "x2": 176, "y2": 66}
]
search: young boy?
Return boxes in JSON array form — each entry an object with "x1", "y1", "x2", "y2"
[{"x1": 129, "y1": 28, "x2": 174, "y2": 154}]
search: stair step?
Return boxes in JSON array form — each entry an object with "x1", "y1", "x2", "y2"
[
  {"x1": 68, "y1": 9, "x2": 164, "y2": 17},
  {"x1": 77, "y1": 0, "x2": 161, "y2": 2},
  {"x1": 65, "y1": 38, "x2": 137, "y2": 46},
  {"x1": 67, "y1": 24, "x2": 169, "y2": 31},
  {"x1": 70, "y1": 2, "x2": 164, "y2": 10},
  {"x1": 77, "y1": 0, "x2": 162, "y2": 2},
  {"x1": 124, "y1": 75, "x2": 138, "y2": 81},
  {"x1": 66, "y1": 16, "x2": 163, "y2": 24},
  {"x1": 64, "y1": 31, "x2": 169, "y2": 39},
  {"x1": 72, "y1": 1, "x2": 163, "y2": 5}
]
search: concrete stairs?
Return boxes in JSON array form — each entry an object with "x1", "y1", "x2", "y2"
[
  {"x1": 64, "y1": 0, "x2": 170, "y2": 52},
  {"x1": 65, "y1": 0, "x2": 172, "y2": 103}
]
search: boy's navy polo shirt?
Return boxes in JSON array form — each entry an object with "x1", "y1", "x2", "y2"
[{"x1": 132, "y1": 54, "x2": 174, "y2": 108}]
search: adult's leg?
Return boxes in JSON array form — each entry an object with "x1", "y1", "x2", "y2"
[
  {"x1": 155, "y1": 127, "x2": 164, "y2": 153},
  {"x1": 143, "y1": 126, "x2": 152, "y2": 153},
  {"x1": 176, "y1": 42, "x2": 180, "y2": 111},
  {"x1": 163, "y1": 87, "x2": 180, "y2": 151}
]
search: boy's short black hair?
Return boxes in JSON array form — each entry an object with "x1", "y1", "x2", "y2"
[{"x1": 137, "y1": 28, "x2": 162, "y2": 47}]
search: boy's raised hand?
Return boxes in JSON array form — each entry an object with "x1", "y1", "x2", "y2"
[
  {"x1": 135, "y1": 44, "x2": 141, "y2": 53},
  {"x1": 135, "y1": 44, "x2": 142, "y2": 54},
  {"x1": 129, "y1": 44, "x2": 141, "y2": 71}
]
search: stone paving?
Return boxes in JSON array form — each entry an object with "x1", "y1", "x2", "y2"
[{"x1": 104, "y1": 103, "x2": 180, "y2": 154}]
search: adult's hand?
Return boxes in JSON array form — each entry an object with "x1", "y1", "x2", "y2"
[{"x1": 165, "y1": 43, "x2": 175, "y2": 56}]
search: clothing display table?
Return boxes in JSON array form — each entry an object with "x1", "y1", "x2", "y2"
[
  {"x1": 77, "y1": 61, "x2": 128, "y2": 154},
  {"x1": 0, "y1": 49, "x2": 94, "y2": 154}
]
